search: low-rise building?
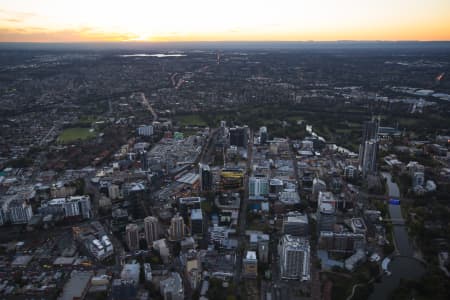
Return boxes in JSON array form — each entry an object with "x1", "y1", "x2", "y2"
[
  {"x1": 59, "y1": 271, "x2": 93, "y2": 300},
  {"x1": 160, "y1": 272, "x2": 184, "y2": 300},
  {"x1": 282, "y1": 211, "x2": 309, "y2": 236},
  {"x1": 318, "y1": 231, "x2": 366, "y2": 253},
  {"x1": 120, "y1": 263, "x2": 140, "y2": 286},
  {"x1": 243, "y1": 251, "x2": 258, "y2": 278}
]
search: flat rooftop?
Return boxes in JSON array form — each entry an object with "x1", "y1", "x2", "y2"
[{"x1": 59, "y1": 271, "x2": 93, "y2": 300}]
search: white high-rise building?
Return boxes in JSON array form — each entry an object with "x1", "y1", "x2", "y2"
[
  {"x1": 74, "y1": 196, "x2": 92, "y2": 219},
  {"x1": 8, "y1": 200, "x2": 33, "y2": 224},
  {"x1": 312, "y1": 178, "x2": 326, "y2": 201},
  {"x1": 63, "y1": 199, "x2": 80, "y2": 217},
  {"x1": 137, "y1": 125, "x2": 154, "y2": 136},
  {"x1": 259, "y1": 126, "x2": 268, "y2": 144},
  {"x1": 144, "y1": 216, "x2": 159, "y2": 246},
  {"x1": 278, "y1": 235, "x2": 310, "y2": 281},
  {"x1": 359, "y1": 119, "x2": 379, "y2": 177},
  {"x1": 126, "y1": 223, "x2": 140, "y2": 251},
  {"x1": 360, "y1": 139, "x2": 378, "y2": 177},
  {"x1": 249, "y1": 177, "x2": 269, "y2": 199},
  {"x1": 42, "y1": 195, "x2": 92, "y2": 219},
  {"x1": 169, "y1": 214, "x2": 185, "y2": 241}
]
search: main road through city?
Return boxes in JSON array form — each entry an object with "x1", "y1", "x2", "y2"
[{"x1": 235, "y1": 129, "x2": 253, "y2": 285}]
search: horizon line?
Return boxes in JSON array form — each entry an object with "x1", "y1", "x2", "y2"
[{"x1": 1, "y1": 40, "x2": 450, "y2": 44}]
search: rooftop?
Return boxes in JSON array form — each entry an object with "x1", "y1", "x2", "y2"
[
  {"x1": 285, "y1": 212, "x2": 308, "y2": 224},
  {"x1": 179, "y1": 196, "x2": 201, "y2": 204},
  {"x1": 59, "y1": 271, "x2": 93, "y2": 300},
  {"x1": 191, "y1": 208, "x2": 203, "y2": 220},
  {"x1": 281, "y1": 235, "x2": 310, "y2": 250},
  {"x1": 245, "y1": 251, "x2": 257, "y2": 260}
]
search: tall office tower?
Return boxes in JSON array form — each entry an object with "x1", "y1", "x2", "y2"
[
  {"x1": 312, "y1": 178, "x2": 327, "y2": 201},
  {"x1": 317, "y1": 191, "x2": 337, "y2": 233},
  {"x1": 125, "y1": 223, "x2": 140, "y2": 251},
  {"x1": 282, "y1": 211, "x2": 309, "y2": 236},
  {"x1": 249, "y1": 176, "x2": 269, "y2": 199},
  {"x1": 229, "y1": 126, "x2": 248, "y2": 148},
  {"x1": 144, "y1": 216, "x2": 159, "y2": 246},
  {"x1": 259, "y1": 126, "x2": 268, "y2": 144},
  {"x1": 169, "y1": 214, "x2": 185, "y2": 241},
  {"x1": 361, "y1": 139, "x2": 378, "y2": 177},
  {"x1": 362, "y1": 119, "x2": 379, "y2": 141},
  {"x1": 178, "y1": 197, "x2": 201, "y2": 221},
  {"x1": 199, "y1": 163, "x2": 213, "y2": 191},
  {"x1": 220, "y1": 120, "x2": 227, "y2": 137},
  {"x1": 278, "y1": 235, "x2": 311, "y2": 281},
  {"x1": 77, "y1": 196, "x2": 92, "y2": 219},
  {"x1": 359, "y1": 119, "x2": 379, "y2": 176},
  {"x1": 258, "y1": 239, "x2": 269, "y2": 263},
  {"x1": 190, "y1": 209, "x2": 204, "y2": 235}
]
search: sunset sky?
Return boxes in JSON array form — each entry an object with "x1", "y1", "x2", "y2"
[{"x1": 1, "y1": 0, "x2": 450, "y2": 42}]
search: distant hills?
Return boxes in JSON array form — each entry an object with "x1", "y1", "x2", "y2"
[{"x1": 1, "y1": 41, "x2": 450, "y2": 51}]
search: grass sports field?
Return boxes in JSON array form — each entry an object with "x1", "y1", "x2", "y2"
[{"x1": 57, "y1": 127, "x2": 96, "y2": 143}]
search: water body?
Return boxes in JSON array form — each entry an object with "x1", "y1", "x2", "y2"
[
  {"x1": 369, "y1": 256, "x2": 426, "y2": 300},
  {"x1": 382, "y1": 172, "x2": 414, "y2": 257},
  {"x1": 119, "y1": 53, "x2": 186, "y2": 58},
  {"x1": 368, "y1": 173, "x2": 425, "y2": 300}
]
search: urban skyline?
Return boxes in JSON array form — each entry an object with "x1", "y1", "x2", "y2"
[{"x1": 0, "y1": 1, "x2": 449, "y2": 299}]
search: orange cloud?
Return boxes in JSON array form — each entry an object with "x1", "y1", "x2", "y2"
[
  {"x1": 2, "y1": 25, "x2": 450, "y2": 43},
  {"x1": 0, "y1": 27, "x2": 139, "y2": 42}
]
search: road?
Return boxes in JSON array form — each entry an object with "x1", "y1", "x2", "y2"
[
  {"x1": 234, "y1": 129, "x2": 253, "y2": 284},
  {"x1": 197, "y1": 128, "x2": 219, "y2": 165},
  {"x1": 39, "y1": 125, "x2": 56, "y2": 145},
  {"x1": 289, "y1": 138, "x2": 303, "y2": 198},
  {"x1": 138, "y1": 92, "x2": 158, "y2": 121},
  {"x1": 239, "y1": 129, "x2": 253, "y2": 235}
]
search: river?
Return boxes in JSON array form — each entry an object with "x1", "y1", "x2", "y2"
[
  {"x1": 119, "y1": 53, "x2": 186, "y2": 58},
  {"x1": 305, "y1": 126, "x2": 426, "y2": 299},
  {"x1": 368, "y1": 173, "x2": 425, "y2": 300}
]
